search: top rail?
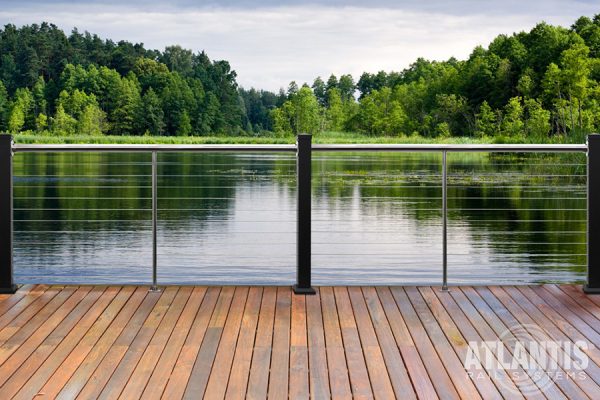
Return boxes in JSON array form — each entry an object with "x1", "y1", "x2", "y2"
[
  {"x1": 313, "y1": 144, "x2": 588, "y2": 152},
  {"x1": 11, "y1": 144, "x2": 297, "y2": 153},
  {"x1": 11, "y1": 143, "x2": 589, "y2": 153}
]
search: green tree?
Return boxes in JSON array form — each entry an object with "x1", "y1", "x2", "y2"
[
  {"x1": 501, "y1": 97, "x2": 524, "y2": 136},
  {"x1": 291, "y1": 87, "x2": 320, "y2": 134},
  {"x1": 138, "y1": 88, "x2": 165, "y2": 135},
  {"x1": 356, "y1": 87, "x2": 406, "y2": 136},
  {"x1": 475, "y1": 101, "x2": 498, "y2": 137},
  {"x1": 542, "y1": 62, "x2": 568, "y2": 134},
  {"x1": 35, "y1": 113, "x2": 48, "y2": 131},
  {"x1": 524, "y1": 98, "x2": 550, "y2": 138},
  {"x1": 326, "y1": 74, "x2": 338, "y2": 93},
  {"x1": 8, "y1": 88, "x2": 33, "y2": 133},
  {"x1": 112, "y1": 76, "x2": 141, "y2": 135},
  {"x1": 326, "y1": 88, "x2": 345, "y2": 131},
  {"x1": 78, "y1": 104, "x2": 107, "y2": 135},
  {"x1": 560, "y1": 43, "x2": 590, "y2": 130},
  {"x1": 51, "y1": 103, "x2": 77, "y2": 135},
  {"x1": 272, "y1": 87, "x2": 321, "y2": 135},
  {"x1": 32, "y1": 76, "x2": 47, "y2": 118},
  {"x1": 177, "y1": 111, "x2": 192, "y2": 136},
  {"x1": 338, "y1": 74, "x2": 355, "y2": 101},
  {"x1": 312, "y1": 77, "x2": 327, "y2": 106}
]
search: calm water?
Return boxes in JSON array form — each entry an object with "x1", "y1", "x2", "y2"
[{"x1": 13, "y1": 151, "x2": 587, "y2": 285}]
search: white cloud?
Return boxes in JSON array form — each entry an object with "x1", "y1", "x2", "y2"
[{"x1": 0, "y1": 4, "x2": 594, "y2": 90}]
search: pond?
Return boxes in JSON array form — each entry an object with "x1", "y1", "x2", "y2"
[{"x1": 12, "y1": 151, "x2": 587, "y2": 285}]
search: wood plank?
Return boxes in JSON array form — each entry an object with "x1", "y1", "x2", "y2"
[
  {"x1": 389, "y1": 287, "x2": 461, "y2": 400},
  {"x1": 537, "y1": 285, "x2": 600, "y2": 344},
  {"x1": 567, "y1": 285, "x2": 600, "y2": 308},
  {"x1": 65, "y1": 287, "x2": 158, "y2": 399},
  {"x1": 375, "y1": 287, "x2": 437, "y2": 400},
  {"x1": 289, "y1": 290, "x2": 309, "y2": 400},
  {"x1": 224, "y1": 287, "x2": 262, "y2": 400},
  {"x1": 118, "y1": 287, "x2": 193, "y2": 399},
  {"x1": 0, "y1": 284, "x2": 37, "y2": 314},
  {"x1": 182, "y1": 286, "x2": 235, "y2": 399},
  {"x1": 483, "y1": 286, "x2": 600, "y2": 395},
  {"x1": 392, "y1": 287, "x2": 486, "y2": 399},
  {"x1": 320, "y1": 287, "x2": 352, "y2": 400},
  {"x1": 27, "y1": 286, "x2": 137, "y2": 399},
  {"x1": 333, "y1": 286, "x2": 373, "y2": 400},
  {"x1": 426, "y1": 287, "x2": 540, "y2": 400},
  {"x1": 360, "y1": 287, "x2": 416, "y2": 399},
  {"x1": 459, "y1": 287, "x2": 589, "y2": 400},
  {"x1": 558, "y1": 285, "x2": 600, "y2": 318},
  {"x1": 347, "y1": 286, "x2": 396, "y2": 400},
  {"x1": 508, "y1": 286, "x2": 600, "y2": 366},
  {"x1": 96, "y1": 287, "x2": 180, "y2": 400},
  {"x1": 306, "y1": 289, "x2": 331, "y2": 400},
  {"x1": 306, "y1": 288, "x2": 331, "y2": 399},
  {"x1": 246, "y1": 286, "x2": 276, "y2": 400},
  {"x1": 267, "y1": 287, "x2": 291, "y2": 400},
  {"x1": 510, "y1": 286, "x2": 600, "y2": 391},
  {"x1": 161, "y1": 287, "x2": 221, "y2": 400},
  {"x1": 0, "y1": 286, "x2": 87, "y2": 370},
  {"x1": 141, "y1": 287, "x2": 207, "y2": 400},
  {"x1": 2, "y1": 287, "x2": 115, "y2": 399},
  {"x1": 0, "y1": 286, "x2": 66, "y2": 346},
  {"x1": 203, "y1": 286, "x2": 249, "y2": 400},
  {"x1": 0, "y1": 285, "x2": 47, "y2": 330}
]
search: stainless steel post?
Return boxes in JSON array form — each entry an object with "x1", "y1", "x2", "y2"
[
  {"x1": 150, "y1": 151, "x2": 160, "y2": 292},
  {"x1": 442, "y1": 150, "x2": 448, "y2": 292}
]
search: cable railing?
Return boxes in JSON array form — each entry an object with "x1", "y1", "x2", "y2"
[{"x1": 0, "y1": 134, "x2": 597, "y2": 295}]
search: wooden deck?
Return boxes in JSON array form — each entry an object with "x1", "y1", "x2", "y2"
[{"x1": 0, "y1": 285, "x2": 600, "y2": 399}]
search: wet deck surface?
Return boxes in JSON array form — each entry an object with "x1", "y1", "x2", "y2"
[{"x1": 0, "y1": 284, "x2": 599, "y2": 399}]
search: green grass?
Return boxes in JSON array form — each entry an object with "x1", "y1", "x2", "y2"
[
  {"x1": 12, "y1": 131, "x2": 495, "y2": 145},
  {"x1": 10, "y1": 130, "x2": 588, "y2": 144}
]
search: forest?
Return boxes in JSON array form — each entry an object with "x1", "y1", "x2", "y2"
[{"x1": 0, "y1": 15, "x2": 599, "y2": 141}]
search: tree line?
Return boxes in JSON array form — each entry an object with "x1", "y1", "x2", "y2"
[
  {"x1": 1, "y1": 16, "x2": 599, "y2": 139},
  {"x1": 271, "y1": 15, "x2": 600, "y2": 140},
  {"x1": 0, "y1": 23, "x2": 244, "y2": 136}
]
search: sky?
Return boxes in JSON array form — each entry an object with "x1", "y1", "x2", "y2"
[{"x1": 0, "y1": 1, "x2": 597, "y2": 91}]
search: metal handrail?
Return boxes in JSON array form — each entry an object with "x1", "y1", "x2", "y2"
[
  {"x1": 313, "y1": 144, "x2": 588, "y2": 152},
  {"x1": 12, "y1": 144, "x2": 296, "y2": 152},
  {"x1": 12, "y1": 143, "x2": 588, "y2": 153}
]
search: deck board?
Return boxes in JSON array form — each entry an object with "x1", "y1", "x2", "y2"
[{"x1": 0, "y1": 285, "x2": 599, "y2": 399}]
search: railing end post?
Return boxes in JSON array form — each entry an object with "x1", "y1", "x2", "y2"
[
  {"x1": 0, "y1": 134, "x2": 16, "y2": 294},
  {"x1": 586, "y1": 134, "x2": 600, "y2": 294}
]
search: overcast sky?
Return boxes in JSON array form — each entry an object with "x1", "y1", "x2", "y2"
[{"x1": 0, "y1": 1, "x2": 597, "y2": 90}]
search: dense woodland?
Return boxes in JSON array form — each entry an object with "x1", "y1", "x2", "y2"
[{"x1": 0, "y1": 15, "x2": 599, "y2": 140}]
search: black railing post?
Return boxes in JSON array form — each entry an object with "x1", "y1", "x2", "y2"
[
  {"x1": 585, "y1": 134, "x2": 600, "y2": 294},
  {"x1": 294, "y1": 134, "x2": 315, "y2": 295},
  {"x1": 0, "y1": 135, "x2": 17, "y2": 294}
]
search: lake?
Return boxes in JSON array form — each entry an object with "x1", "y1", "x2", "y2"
[{"x1": 13, "y1": 151, "x2": 587, "y2": 285}]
